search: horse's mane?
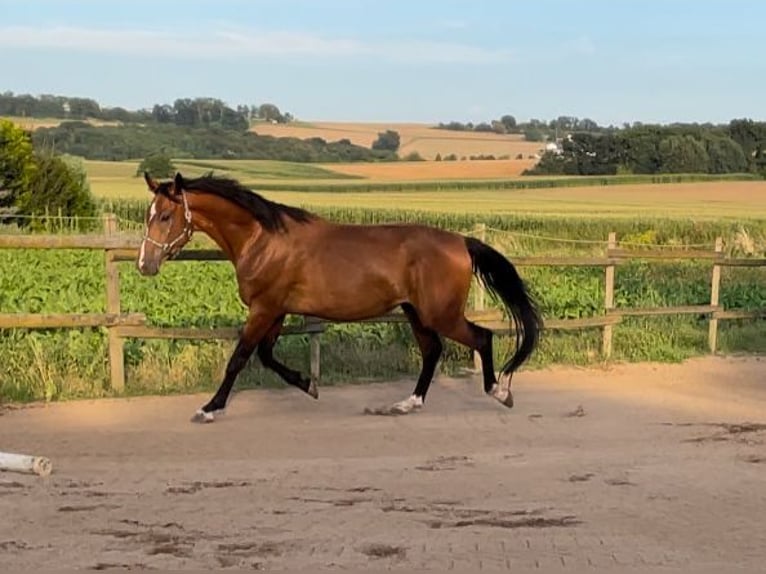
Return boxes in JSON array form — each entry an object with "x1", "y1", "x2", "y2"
[{"x1": 161, "y1": 174, "x2": 315, "y2": 232}]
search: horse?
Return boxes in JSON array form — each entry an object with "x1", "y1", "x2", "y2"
[{"x1": 138, "y1": 171, "x2": 543, "y2": 423}]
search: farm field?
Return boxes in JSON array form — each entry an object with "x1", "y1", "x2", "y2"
[
  {"x1": 86, "y1": 157, "x2": 766, "y2": 220},
  {"x1": 265, "y1": 181, "x2": 766, "y2": 220},
  {"x1": 316, "y1": 158, "x2": 536, "y2": 180},
  {"x1": 2, "y1": 357, "x2": 766, "y2": 570},
  {"x1": 5, "y1": 115, "x2": 122, "y2": 130},
  {"x1": 251, "y1": 120, "x2": 544, "y2": 160}
]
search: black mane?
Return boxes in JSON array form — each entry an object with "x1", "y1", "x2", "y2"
[{"x1": 163, "y1": 174, "x2": 315, "y2": 232}]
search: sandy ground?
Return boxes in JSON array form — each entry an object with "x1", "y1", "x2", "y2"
[{"x1": 1, "y1": 356, "x2": 765, "y2": 571}]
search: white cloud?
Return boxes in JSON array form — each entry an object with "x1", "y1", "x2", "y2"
[{"x1": 0, "y1": 25, "x2": 511, "y2": 64}]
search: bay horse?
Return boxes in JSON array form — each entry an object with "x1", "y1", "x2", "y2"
[{"x1": 138, "y1": 172, "x2": 542, "y2": 422}]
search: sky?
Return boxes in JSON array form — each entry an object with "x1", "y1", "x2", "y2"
[{"x1": 1, "y1": 0, "x2": 764, "y2": 126}]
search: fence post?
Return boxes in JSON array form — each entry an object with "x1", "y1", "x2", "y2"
[
  {"x1": 602, "y1": 232, "x2": 617, "y2": 359},
  {"x1": 708, "y1": 237, "x2": 723, "y2": 354},
  {"x1": 103, "y1": 213, "x2": 125, "y2": 392},
  {"x1": 473, "y1": 223, "x2": 487, "y2": 371}
]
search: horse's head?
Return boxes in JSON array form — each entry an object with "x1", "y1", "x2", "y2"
[{"x1": 137, "y1": 171, "x2": 194, "y2": 276}]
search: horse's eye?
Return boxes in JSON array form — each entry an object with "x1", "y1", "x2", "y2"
[{"x1": 160, "y1": 212, "x2": 172, "y2": 222}]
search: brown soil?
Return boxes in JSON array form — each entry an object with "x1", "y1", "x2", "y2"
[{"x1": 1, "y1": 356, "x2": 765, "y2": 570}]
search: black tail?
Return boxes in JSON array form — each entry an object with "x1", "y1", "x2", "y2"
[{"x1": 465, "y1": 236, "x2": 543, "y2": 375}]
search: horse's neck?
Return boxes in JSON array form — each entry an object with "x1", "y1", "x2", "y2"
[{"x1": 190, "y1": 195, "x2": 260, "y2": 262}]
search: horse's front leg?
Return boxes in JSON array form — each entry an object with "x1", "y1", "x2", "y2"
[
  {"x1": 192, "y1": 309, "x2": 276, "y2": 423},
  {"x1": 257, "y1": 315, "x2": 318, "y2": 399}
]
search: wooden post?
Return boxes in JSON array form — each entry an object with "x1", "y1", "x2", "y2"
[
  {"x1": 602, "y1": 232, "x2": 617, "y2": 359},
  {"x1": 103, "y1": 213, "x2": 125, "y2": 392},
  {"x1": 473, "y1": 223, "x2": 487, "y2": 371},
  {"x1": 708, "y1": 237, "x2": 723, "y2": 354}
]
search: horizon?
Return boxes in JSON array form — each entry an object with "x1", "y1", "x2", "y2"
[{"x1": 2, "y1": 0, "x2": 764, "y2": 126}]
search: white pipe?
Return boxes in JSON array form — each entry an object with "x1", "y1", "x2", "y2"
[{"x1": 0, "y1": 451, "x2": 52, "y2": 476}]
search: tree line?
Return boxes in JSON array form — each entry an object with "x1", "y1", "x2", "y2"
[
  {"x1": 31, "y1": 122, "x2": 398, "y2": 163},
  {"x1": 436, "y1": 115, "x2": 606, "y2": 142},
  {"x1": 525, "y1": 120, "x2": 766, "y2": 176},
  {"x1": 0, "y1": 91, "x2": 292, "y2": 128}
]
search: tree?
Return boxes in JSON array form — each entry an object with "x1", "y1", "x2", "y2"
[
  {"x1": 372, "y1": 130, "x2": 401, "y2": 152},
  {"x1": 137, "y1": 152, "x2": 176, "y2": 178},
  {"x1": 500, "y1": 114, "x2": 517, "y2": 132},
  {"x1": 0, "y1": 119, "x2": 36, "y2": 216},
  {"x1": 16, "y1": 151, "x2": 96, "y2": 222},
  {"x1": 704, "y1": 135, "x2": 748, "y2": 174},
  {"x1": 257, "y1": 103, "x2": 284, "y2": 123},
  {"x1": 659, "y1": 135, "x2": 709, "y2": 173}
]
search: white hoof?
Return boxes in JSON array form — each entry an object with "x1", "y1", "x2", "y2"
[
  {"x1": 364, "y1": 394, "x2": 423, "y2": 416},
  {"x1": 191, "y1": 408, "x2": 216, "y2": 423}
]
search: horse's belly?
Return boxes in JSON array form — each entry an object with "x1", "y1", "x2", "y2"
[{"x1": 287, "y1": 272, "x2": 404, "y2": 321}]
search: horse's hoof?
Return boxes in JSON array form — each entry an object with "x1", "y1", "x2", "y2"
[
  {"x1": 307, "y1": 378, "x2": 319, "y2": 399},
  {"x1": 191, "y1": 408, "x2": 216, "y2": 423},
  {"x1": 364, "y1": 395, "x2": 422, "y2": 416},
  {"x1": 489, "y1": 384, "x2": 514, "y2": 409}
]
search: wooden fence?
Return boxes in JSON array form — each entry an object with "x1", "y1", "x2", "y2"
[{"x1": 1, "y1": 216, "x2": 764, "y2": 392}]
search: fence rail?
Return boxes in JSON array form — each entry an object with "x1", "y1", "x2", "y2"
[{"x1": 1, "y1": 216, "x2": 764, "y2": 392}]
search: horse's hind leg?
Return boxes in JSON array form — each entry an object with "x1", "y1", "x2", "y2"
[
  {"x1": 257, "y1": 315, "x2": 318, "y2": 399},
  {"x1": 364, "y1": 303, "x2": 443, "y2": 415},
  {"x1": 437, "y1": 316, "x2": 513, "y2": 408}
]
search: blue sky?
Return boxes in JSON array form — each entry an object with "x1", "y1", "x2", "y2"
[{"x1": 1, "y1": 0, "x2": 763, "y2": 125}]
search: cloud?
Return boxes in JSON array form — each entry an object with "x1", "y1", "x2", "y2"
[{"x1": 0, "y1": 25, "x2": 511, "y2": 64}]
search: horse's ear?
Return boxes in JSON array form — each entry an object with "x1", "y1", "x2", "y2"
[
  {"x1": 172, "y1": 172, "x2": 185, "y2": 197},
  {"x1": 144, "y1": 171, "x2": 159, "y2": 193}
]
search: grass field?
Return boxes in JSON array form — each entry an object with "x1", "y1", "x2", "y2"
[{"x1": 251, "y1": 121, "x2": 544, "y2": 160}]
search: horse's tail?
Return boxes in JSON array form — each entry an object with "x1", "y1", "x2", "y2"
[{"x1": 464, "y1": 236, "x2": 543, "y2": 376}]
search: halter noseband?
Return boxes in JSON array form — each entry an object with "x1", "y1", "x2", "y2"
[{"x1": 142, "y1": 189, "x2": 194, "y2": 258}]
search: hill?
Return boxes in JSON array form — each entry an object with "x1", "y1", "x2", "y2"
[{"x1": 250, "y1": 121, "x2": 544, "y2": 161}]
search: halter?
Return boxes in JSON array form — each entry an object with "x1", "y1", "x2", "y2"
[{"x1": 142, "y1": 189, "x2": 194, "y2": 258}]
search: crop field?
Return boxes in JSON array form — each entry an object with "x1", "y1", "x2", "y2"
[
  {"x1": 84, "y1": 159, "x2": 360, "y2": 200},
  {"x1": 85, "y1": 159, "x2": 766, "y2": 221},
  {"x1": 250, "y1": 121, "x2": 544, "y2": 160},
  {"x1": 316, "y1": 158, "x2": 537, "y2": 180}
]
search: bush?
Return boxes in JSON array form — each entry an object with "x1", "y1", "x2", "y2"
[
  {"x1": 16, "y1": 150, "x2": 97, "y2": 224},
  {"x1": 137, "y1": 153, "x2": 176, "y2": 178},
  {"x1": 372, "y1": 130, "x2": 401, "y2": 152},
  {"x1": 0, "y1": 119, "x2": 35, "y2": 216}
]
